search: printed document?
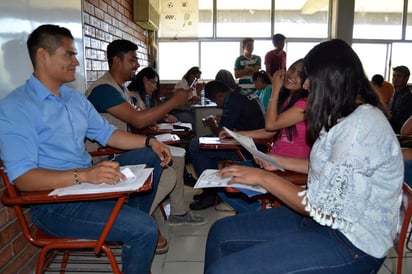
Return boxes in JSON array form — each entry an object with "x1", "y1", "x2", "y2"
[
  {"x1": 194, "y1": 169, "x2": 267, "y2": 197},
  {"x1": 223, "y1": 127, "x2": 284, "y2": 171},
  {"x1": 49, "y1": 165, "x2": 152, "y2": 196}
]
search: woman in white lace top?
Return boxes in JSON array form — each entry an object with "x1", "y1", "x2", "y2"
[{"x1": 203, "y1": 39, "x2": 403, "y2": 274}]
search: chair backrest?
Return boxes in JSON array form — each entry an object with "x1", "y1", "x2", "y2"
[{"x1": 395, "y1": 182, "x2": 412, "y2": 274}]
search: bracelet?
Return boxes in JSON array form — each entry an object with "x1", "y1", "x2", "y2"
[
  {"x1": 74, "y1": 169, "x2": 80, "y2": 184},
  {"x1": 145, "y1": 135, "x2": 156, "y2": 147}
]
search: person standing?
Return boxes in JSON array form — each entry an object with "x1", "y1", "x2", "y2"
[
  {"x1": 234, "y1": 37, "x2": 261, "y2": 90},
  {"x1": 389, "y1": 65, "x2": 412, "y2": 133},
  {"x1": 264, "y1": 33, "x2": 286, "y2": 77},
  {"x1": 0, "y1": 24, "x2": 172, "y2": 274}
]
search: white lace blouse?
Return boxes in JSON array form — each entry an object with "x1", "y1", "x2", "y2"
[{"x1": 299, "y1": 104, "x2": 403, "y2": 258}]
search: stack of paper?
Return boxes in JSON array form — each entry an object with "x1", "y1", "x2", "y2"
[{"x1": 48, "y1": 165, "x2": 153, "y2": 196}]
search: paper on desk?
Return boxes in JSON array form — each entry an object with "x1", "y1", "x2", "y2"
[
  {"x1": 167, "y1": 145, "x2": 186, "y2": 157},
  {"x1": 49, "y1": 165, "x2": 153, "y2": 196},
  {"x1": 157, "y1": 122, "x2": 192, "y2": 131},
  {"x1": 155, "y1": 133, "x2": 180, "y2": 143},
  {"x1": 194, "y1": 169, "x2": 267, "y2": 197},
  {"x1": 223, "y1": 127, "x2": 284, "y2": 171},
  {"x1": 199, "y1": 137, "x2": 239, "y2": 145}
]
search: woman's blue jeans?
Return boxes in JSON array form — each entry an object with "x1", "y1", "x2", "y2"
[
  {"x1": 31, "y1": 147, "x2": 163, "y2": 274},
  {"x1": 205, "y1": 207, "x2": 385, "y2": 274}
]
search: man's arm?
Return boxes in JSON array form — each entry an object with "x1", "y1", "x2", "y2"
[
  {"x1": 107, "y1": 89, "x2": 191, "y2": 129},
  {"x1": 106, "y1": 130, "x2": 171, "y2": 167}
]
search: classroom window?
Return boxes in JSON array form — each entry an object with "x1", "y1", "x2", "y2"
[
  {"x1": 353, "y1": 0, "x2": 404, "y2": 39},
  {"x1": 158, "y1": 42, "x2": 199, "y2": 81},
  {"x1": 215, "y1": 0, "x2": 272, "y2": 38},
  {"x1": 274, "y1": 0, "x2": 329, "y2": 38}
]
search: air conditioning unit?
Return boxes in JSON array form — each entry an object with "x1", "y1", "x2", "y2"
[{"x1": 133, "y1": 0, "x2": 160, "y2": 31}]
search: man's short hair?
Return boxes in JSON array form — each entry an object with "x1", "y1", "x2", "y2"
[
  {"x1": 393, "y1": 65, "x2": 410, "y2": 79},
  {"x1": 107, "y1": 39, "x2": 138, "y2": 68},
  {"x1": 242, "y1": 37, "x2": 254, "y2": 48},
  {"x1": 371, "y1": 74, "x2": 384, "y2": 87},
  {"x1": 204, "y1": 80, "x2": 231, "y2": 100},
  {"x1": 27, "y1": 24, "x2": 73, "y2": 67},
  {"x1": 272, "y1": 33, "x2": 286, "y2": 45}
]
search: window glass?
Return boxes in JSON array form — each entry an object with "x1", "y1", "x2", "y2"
[
  {"x1": 200, "y1": 41, "x2": 239, "y2": 80},
  {"x1": 274, "y1": 0, "x2": 329, "y2": 38},
  {"x1": 391, "y1": 42, "x2": 412, "y2": 84},
  {"x1": 353, "y1": 0, "x2": 403, "y2": 39},
  {"x1": 284, "y1": 42, "x2": 319, "y2": 69},
  {"x1": 216, "y1": 0, "x2": 271, "y2": 38},
  {"x1": 406, "y1": 1, "x2": 412, "y2": 39},
  {"x1": 158, "y1": 42, "x2": 199, "y2": 81},
  {"x1": 352, "y1": 43, "x2": 389, "y2": 80}
]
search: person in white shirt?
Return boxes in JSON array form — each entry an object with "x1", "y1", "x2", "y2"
[{"x1": 204, "y1": 39, "x2": 403, "y2": 274}]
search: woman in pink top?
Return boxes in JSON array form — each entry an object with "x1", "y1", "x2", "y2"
[{"x1": 218, "y1": 59, "x2": 309, "y2": 212}]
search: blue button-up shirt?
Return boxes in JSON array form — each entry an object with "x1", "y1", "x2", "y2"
[{"x1": 0, "y1": 75, "x2": 116, "y2": 181}]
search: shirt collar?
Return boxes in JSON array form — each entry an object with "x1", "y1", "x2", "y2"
[{"x1": 27, "y1": 74, "x2": 72, "y2": 102}]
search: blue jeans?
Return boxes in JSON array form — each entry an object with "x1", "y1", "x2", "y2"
[
  {"x1": 205, "y1": 207, "x2": 385, "y2": 274},
  {"x1": 31, "y1": 147, "x2": 163, "y2": 274},
  {"x1": 217, "y1": 160, "x2": 261, "y2": 213}
]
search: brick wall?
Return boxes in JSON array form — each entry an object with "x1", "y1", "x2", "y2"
[{"x1": 0, "y1": 1, "x2": 149, "y2": 273}]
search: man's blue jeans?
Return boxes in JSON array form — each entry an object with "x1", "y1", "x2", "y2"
[
  {"x1": 31, "y1": 147, "x2": 163, "y2": 274},
  {"x1": 205, "y1": 207, "x2": 385, "y2": 274}
]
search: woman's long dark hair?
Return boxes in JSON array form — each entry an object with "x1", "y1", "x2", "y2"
[
  {"x1": 277, "y1": 59, "x2": 308, "y2": 142},
  {"x1": 127, "y1": 67, "x2": 160, "y2": 107},
  {"x1": 304, "y1": 39, "x2": 386, "y2": 144}
]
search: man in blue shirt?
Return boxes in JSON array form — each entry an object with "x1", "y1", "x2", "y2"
[{"x1": 0, "y1": 24, "x2": 171, "y2": 274}]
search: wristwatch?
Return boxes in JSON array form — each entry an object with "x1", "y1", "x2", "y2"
[{"x1": 145, "y1": 135, "x2": 156, "y2": 147}]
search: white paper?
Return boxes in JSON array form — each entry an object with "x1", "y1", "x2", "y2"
[
  {"x1": 157, "y1": 122, "x2": 192, "y2": 131},
  {"x1": 49, "y1": 165, "x2": 152, "y2": 196},
  {"x1": 223, "y1": 127, "x2": 284, "y2": 171},
  {"x1": 167, "y1": 145, "x2": 186, "y2": 157},
  {"x1": 194, "y1": 169, "x2": 267, "y2": 194},
  {"x1": 199, "y1": 137, "x2": 239, "y2": 145},
  {"x1": 155, "y1": 133, "x2": 180, "y2": 143}
]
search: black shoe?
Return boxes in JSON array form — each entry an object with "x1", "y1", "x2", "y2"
[
  {"x1": 193, "y1": 192, "x2": 207, "y2": 201},
  {"x1": 184, "y1": 172, "x2": 197, "y2": 187},
  {"x1": 189, "y1": 195, "x2": 217, "y2": 210}
]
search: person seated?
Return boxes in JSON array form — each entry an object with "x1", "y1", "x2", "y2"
[
  {"x1": 204, "y1": 39, "x2": 403, "y2": 274},
  {"x1": 86, "y1": 41, "x2": 206, "y2": 253},
  {"x1": 0, "y1": 24, "x2": 173, "y2": 274},
  {"x1": 189, "y1": 75, "x2": 266, "y2": 210},
  {"x1": 370, "y1": 74, "x2": 394, "y2": 107},
  {"x1": 168, "y1": 66, "x2": 202, "y2": 132},
  {"x1": 389, "y1": 65, "x2": 412, "y2": 133},
  {"x1": 218, "y1": 59, "x2": 310, "y2": 213},
  {"x1": 252, "y1": 70, "x2": 273, "y2": 111}
]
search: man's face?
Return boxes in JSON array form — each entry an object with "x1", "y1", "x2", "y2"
[
  {"x1": 118, "y1": 50, "x2": 140, "y2": 82},
  {"x1": 43, "y1": 37, "x2": 79, "y2": 84},
  {"x1": 244, "y1": 41, "x2": 254, "y2": 54},
  {"x1": 392, "y1": 71, "x2": 408, "y2": 90}
]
